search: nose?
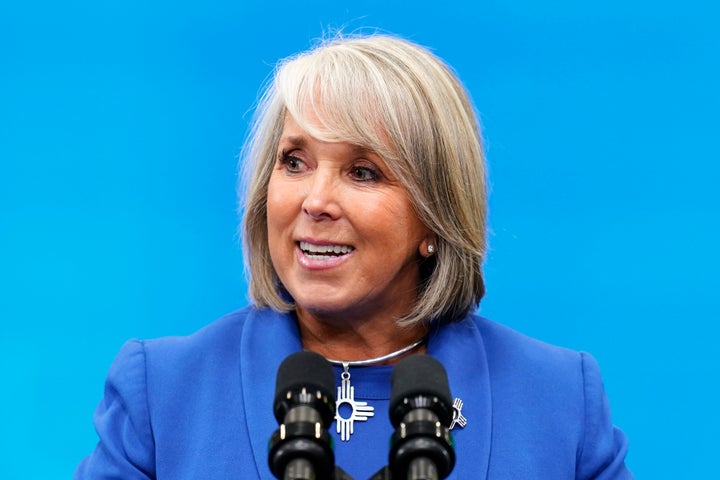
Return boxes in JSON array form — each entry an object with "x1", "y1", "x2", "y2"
[{"x1": 301, "y1": 170, "x2": 342, "y2": 221}]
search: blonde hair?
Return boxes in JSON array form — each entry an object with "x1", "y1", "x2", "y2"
[{"x1": 241, "y1": 34, "x2": 487, "y2": 325}]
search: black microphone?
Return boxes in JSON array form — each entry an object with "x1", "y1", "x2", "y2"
[
  {"x1": 268, "y1": 351, "x2": 338, "y2": 480},
  {"x1": 387, "y1": 355, "x2": 455, "y2": 480}
]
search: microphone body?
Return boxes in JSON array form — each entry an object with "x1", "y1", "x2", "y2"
[
  {"x1": 387, "y1": 355, "x2": 456, "y2": 480},
  {"x1": 268, "y1": 351, "x2": 338, "y2": 480}
]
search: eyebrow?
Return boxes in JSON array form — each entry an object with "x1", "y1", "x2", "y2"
[
  {"x1": 278, "y1": 134, "x2": 376, "y2": 156},
  {"x1": 280, "y1": 135, "x2": 307, "y2": 148}
]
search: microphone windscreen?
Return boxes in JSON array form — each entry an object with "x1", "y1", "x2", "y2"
[
  {"x1": 273, "y1": 351, "x2": 335, "y2": 416},
  {"x1": 389, "y1": 354, "x2": 453, "y2": 427}
]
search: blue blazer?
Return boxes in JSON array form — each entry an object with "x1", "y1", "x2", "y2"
[{"x1": 75, "y1": 307, "x2": 632, "y2": 479}]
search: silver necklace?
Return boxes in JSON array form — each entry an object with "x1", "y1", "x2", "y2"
[{"x1": 324, "y1": 336, "x2": 427, "y2": 441}]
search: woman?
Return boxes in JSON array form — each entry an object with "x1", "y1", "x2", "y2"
[{"x1": 76, "y1": 34, "x2": 632, "y2": 479}]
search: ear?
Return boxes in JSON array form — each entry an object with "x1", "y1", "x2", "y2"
[{"x1": 419, "y1": 236, "x2": 437, "y2": 258}]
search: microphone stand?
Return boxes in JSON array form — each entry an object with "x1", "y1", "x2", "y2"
[
  {"x1": 281, "y1": 461, "x2": 354, "y2": 480},
  {"x1": 283, "y1": 458, "x2": 313, "y2": 480},
  {"x1": 368, "y1": 462, "x2": 438, "y2": 480}
]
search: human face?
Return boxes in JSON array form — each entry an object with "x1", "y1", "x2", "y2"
[{"x1": 267, "y1": 113, "x2": 432, "y2": 325}]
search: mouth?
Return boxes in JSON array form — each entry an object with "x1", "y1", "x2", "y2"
[{"x1": 298, "y1": 241, "x2": 355, "y2": 259}]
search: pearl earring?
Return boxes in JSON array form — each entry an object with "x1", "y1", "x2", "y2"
[{"x1": 427, "y1": 244, "x2": 436, "y2": 255}]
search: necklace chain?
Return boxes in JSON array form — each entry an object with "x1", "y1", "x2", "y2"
[
  {"x1": 321, "y1": 335, "x2": 427, "y2": 441},
  {"x1": 324, "y1": 335, "x2": 427, "y2": 367}
]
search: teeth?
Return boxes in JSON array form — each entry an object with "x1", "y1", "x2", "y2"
[{"x1": 299, "y1": 241, "x2": 354, "y2": 255}]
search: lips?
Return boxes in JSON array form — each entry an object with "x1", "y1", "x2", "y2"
[{"x1": 298, "y1": 241, "x2": 354, "y2": 258}]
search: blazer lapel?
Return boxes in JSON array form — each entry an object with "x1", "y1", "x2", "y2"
[
  {"x1": 240, "y1": 308, "x2": 302, "y2": 479},
  {"x1": 428, "y1": 317, "x2": 492, "y2": 480}
]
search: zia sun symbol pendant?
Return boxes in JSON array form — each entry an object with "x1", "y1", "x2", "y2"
[
  {"x1": 335, "y1": 362, "x2": 374, "y2": 441},
  {"x1": 449, "y1": 397, "x2": 467, "y2": 430}
]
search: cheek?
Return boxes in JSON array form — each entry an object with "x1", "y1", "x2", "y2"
[
  {"x1": 267, "y1": 177, "x2": 295, "y2": 225},
  {"x1": 266, "y1": 199, "x2": 294, "y2": 281},
  {"x1": 266, "y1": 179, "x2": 294, "y2": 249},
  {"x1": 368, "y1": 195, "x2": 425, "y2": 236}
]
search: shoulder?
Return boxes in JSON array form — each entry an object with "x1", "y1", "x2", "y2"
[
  {"x1": 138, "y1": 305, "x2": 276, "y2": 379},
  {"x1": 76, "y1": 306, "x2": 278, "y2": 478},
  {"x1": 98, "y1": 307, "x2": 258, "y2": 411},
  {"x1": 144, "y1": 306, "x2": 252, "y2": 351},
  {"x1": 470, "y1": 314, "x2": 603, "y2": 411},
  {"x1": 470, "y1": 314, "x2": 614, "y2": 416},
  {"x1": 469, "y1": 314, "x2": 584, "y2": 376},
  {"x1": 436, "y1": 313, "x2": 591, "y2": 415}
]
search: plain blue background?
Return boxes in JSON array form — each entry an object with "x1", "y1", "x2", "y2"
[{"x1": 1, "y1": 1, "x2": 718, "y2": 477}]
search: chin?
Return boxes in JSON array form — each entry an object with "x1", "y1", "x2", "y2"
[
  {"x1": 296, "y1": 300, "x2": 349, "y2": 316},
  {"x1": 293, "y1": 297, "x2": 360, "y2": 320}
]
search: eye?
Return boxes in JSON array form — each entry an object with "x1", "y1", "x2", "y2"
[
  {"x1": 350, "y1": 165, "x2": 380, "y2": 182},
  {"x1": 279, "y1": 150, "x2": 307, "y2": 173}
]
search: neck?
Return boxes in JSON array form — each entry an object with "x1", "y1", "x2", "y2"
[{"x1": 296, "y1": 308, "x2": 428, "y2": 364}]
